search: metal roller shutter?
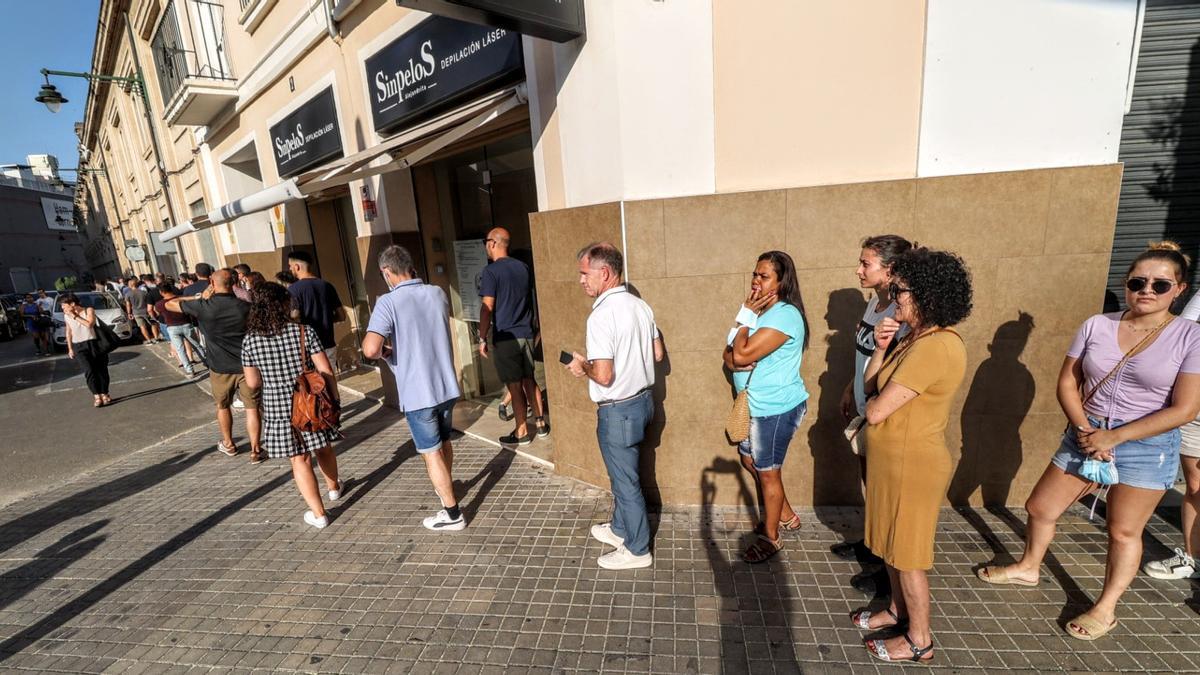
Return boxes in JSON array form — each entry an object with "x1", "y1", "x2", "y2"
[{"x1": 1110, "y1": 0, "x2": 1200, "y2": 308}]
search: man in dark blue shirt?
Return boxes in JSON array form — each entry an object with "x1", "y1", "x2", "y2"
[
  {"x1": 181, "y1": 262, "x2": 213, "y2": 296},
  {"x1": 287, "y1": 250, "x2": 346, "y2": 367},
  {"x1": 478, "y1": 227, "x2": 547, "y2": 446}
]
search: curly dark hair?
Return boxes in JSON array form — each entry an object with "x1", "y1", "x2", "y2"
[
  {"x1": 245, "y1": 282, "x2": 293, "y2": 337},
  {"x1": 890, "y1": 248, "x2": 973, "y2": 328}
]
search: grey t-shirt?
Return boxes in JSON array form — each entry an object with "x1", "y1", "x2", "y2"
[{"x1": 127, "y1": 288, "x2": 149, "y2": 317}]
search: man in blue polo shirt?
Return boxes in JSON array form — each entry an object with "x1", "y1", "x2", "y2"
[{"x1": 361, "y1": 245, "x2": 464, "y2": 532}]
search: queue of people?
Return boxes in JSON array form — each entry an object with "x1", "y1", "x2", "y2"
[{"x1": 52, "y1": 231, "x2": 1200, "y2": 661}]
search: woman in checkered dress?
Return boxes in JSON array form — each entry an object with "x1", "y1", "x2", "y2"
[{"x1": 242, "y1": 282, "x2": 343, "y2": 529}]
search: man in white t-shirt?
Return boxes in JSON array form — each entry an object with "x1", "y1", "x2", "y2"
[{"x1": 566, "y1": 242, "x2": 664, "y2": 570}]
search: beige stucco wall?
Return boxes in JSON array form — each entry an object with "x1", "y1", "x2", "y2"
[
  {"x1": 712, "y1": 0, "x2": 928, "y2": 192},
  {"x1": 530, "y1": 164, "x2": 1122, "y2": 507}
]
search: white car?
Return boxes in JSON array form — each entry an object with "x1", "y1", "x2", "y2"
[{"x1": 52, "y1": 292, "x2": 134, "y2": 349}]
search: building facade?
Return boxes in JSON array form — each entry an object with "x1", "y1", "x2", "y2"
[
  {"x1": 0, "y1": 172, "x2": 89, "y2": 294},
  {"x1": 80, "y1": 0, "x2": 1156, "y2": 507}
]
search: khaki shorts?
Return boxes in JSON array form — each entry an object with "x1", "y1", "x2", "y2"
[
  {"x1": 210, "y1": 372, "x2": 260, "y2": 410},
  {"x1": 493, "y1": 338, "x2": 536, "y2": 384},
  {"x1": 1182, "y1": 415, "x2": 1200, "y2": 459}
]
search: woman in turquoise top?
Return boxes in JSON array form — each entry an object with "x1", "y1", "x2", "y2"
[{"x1": 724, "y1": 250, "x2": 810, "y2": 563}]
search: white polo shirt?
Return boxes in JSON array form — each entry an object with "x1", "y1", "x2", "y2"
[{"x1": 586, "y1": 285, "x2": 657, "y2": 403}]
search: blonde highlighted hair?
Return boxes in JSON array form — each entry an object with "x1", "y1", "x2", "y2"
[{"x1": 1128, "y1": 240, "x2": 1191, "y2": 281}]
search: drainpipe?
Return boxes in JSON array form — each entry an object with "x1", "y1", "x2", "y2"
[{"x1": 327, "y1": 0, "x2": 364, "y2": 38}]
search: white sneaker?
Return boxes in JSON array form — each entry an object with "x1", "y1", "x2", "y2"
[
  {"x1": 590, "y1": 522, "x2": 624, "y2": 548},
  {"x1": 1143, "y1": 547, "x2": 1199, "y2": 580},
  {"x1": 303, "y1": 510, "x2": 328, "y2": 529},
  {"x1": 422, "y1": 509, "x2": 465, "y2": 532},
  {"x1": 328, "y1": 480, "x2": 344, "y2": 501},
  {"x1": 232, "y1": 398, "x2": 245, "y2": 410},
  {"x1": 598, "y1": 546, "x2": 652, "y2": 570}
]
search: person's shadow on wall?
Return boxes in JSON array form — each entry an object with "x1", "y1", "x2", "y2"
[
  {"x1": 809, "y1": 288, "x2": 869, "y2": 533},
  {"x1": 948, "y1": 311, "x2": 1036, "y2": 507}
]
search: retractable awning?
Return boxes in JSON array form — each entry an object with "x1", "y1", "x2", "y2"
[{"x1": 162, "y1": 85, "x2": 526, "y2": 242}]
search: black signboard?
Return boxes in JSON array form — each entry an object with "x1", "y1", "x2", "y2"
[
  {"x1": 395, "y1": 0, "x2": 585, "y2": 43},
  {"x1": 269, "y1": 86, "x2": 344, "y2": 177},
  {"x1": 365, "y1": 15, "x2": 523, "y2": 134}
]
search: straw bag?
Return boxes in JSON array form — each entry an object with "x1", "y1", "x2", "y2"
[{"x1": 725, "y1": 369, "x2": 755, "y2": 443}]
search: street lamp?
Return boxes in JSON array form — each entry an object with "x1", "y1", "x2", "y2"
[
  {"x1": 36, "y1": 11, "x2": 177, "y2": 278},
  {"x1": 34, "y1": 74, "x2": 68, "y2": 113}
]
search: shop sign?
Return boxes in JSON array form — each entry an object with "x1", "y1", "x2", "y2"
[
  {"x1": 125, "y1": 246, "x2": 146, "y2": 263},
  {"x1": 365, "y1": 15, "x2": 523, "y2": 134},
  {"x1": 394, "y1": 0, "x2": 585, "y2": 43},
  {"x1": 41, "y1": 197, "x2": 75, "y2": 231},
  {"x1": 269, "y1": 87, "x2": 344, "y2": 178}
]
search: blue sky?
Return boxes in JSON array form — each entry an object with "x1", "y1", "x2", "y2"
[{"x1": 0, "y1": 1, "x2": 101, "y2": 174}]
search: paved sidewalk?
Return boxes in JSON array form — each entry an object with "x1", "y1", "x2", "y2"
[{"x1": 2, "y1": 397, "x2": 1200, "y2": 673}]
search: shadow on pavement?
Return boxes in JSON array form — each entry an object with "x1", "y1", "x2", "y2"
[
  {"x1": 0, "y1": 520, "x2": 108, "y2": 612},
  {"x1": 701, "y1": 456, "x2": 801, "y2": 673},
  {"x1": 0, "y1": 399, "x2": 400, "y2": 661},
  {"x1": 0, "y1": 448, "x2": 212, "y2": 557},
  {"x1": 458, "y1": 447, "x2": 517, "y2": 523},
  {"x1": 104, "y1": 378, "x2": 205, "y2": 405},
  {"x1": 957, "y1": 504, "x2": 1093, "y2": 624},
  {"x1": 0, "y1": 352, "x2": 138, "y2": 396}
]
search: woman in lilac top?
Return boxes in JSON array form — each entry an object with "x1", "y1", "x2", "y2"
[{"x1": 975, "y1": 242, "x2": 1200, "y2": 641}]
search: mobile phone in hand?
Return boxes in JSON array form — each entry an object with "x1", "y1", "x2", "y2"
[{"x1": 559, "y1": 350, "x2": 574, "y2": 366}]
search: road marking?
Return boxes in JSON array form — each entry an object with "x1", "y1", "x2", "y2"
[
  {"x1": 0, "y1": 355, "x2": 70, "y2": 371},
  {"x1": 36, "y1": 375, "x2": 157, "y2": 395}
]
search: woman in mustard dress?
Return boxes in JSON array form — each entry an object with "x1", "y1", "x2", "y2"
[{"x1": 851, "y1": 248, "x2": 972, "y2": 664}]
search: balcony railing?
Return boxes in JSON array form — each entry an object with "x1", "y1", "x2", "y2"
[
  {"x1": 151, "y1": 0, "x2": 235, "y2": 109},
  {"x1": 239, "y1": 0, "x2": 253, "y2": 10}
]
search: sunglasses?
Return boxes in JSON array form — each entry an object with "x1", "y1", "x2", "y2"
[
  {"x1": 889, "y1": 283, "x2": 912, "y2": 297},
  {"x1": 1126, "y1": 277, "x2": 1176, "y2": 294}
]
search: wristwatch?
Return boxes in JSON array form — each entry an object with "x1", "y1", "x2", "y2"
[{"x1": 477, "y1": 335, "x2": 487, "y2": 345}]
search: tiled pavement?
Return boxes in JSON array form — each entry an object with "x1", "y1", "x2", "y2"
[{"x1": 2, "y1": 395, "x2": 1200, "y2": 674}]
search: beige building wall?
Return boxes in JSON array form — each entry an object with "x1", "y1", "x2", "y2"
[
  {"x1": 531, "y1": 164, "x2": 1122, "y2": 507},
  {"x1": 80, "y1": 0, "x2": 217, "y2": 278},
  {"x1": 712, "y1": 0, "x2": 927, "y2": 192}
]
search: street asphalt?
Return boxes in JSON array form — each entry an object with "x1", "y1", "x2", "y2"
[{"x1": 0, "y1": 332, "x2": 221, "y2": 508}]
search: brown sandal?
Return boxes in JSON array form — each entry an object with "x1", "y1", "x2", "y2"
[{"x1": 742, "y1": 534, "x2": 783, "y2": 564}]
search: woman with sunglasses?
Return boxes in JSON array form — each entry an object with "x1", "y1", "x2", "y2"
[
  {"x1": 976, "y1": 241, "x2": 1200, "y2": 641},
  {"x1": 854, "y1": 248, "x2": 970, "y2": 664},
  {"x1": 724, "y1": 250, "x2": 811, "y2": 564}
]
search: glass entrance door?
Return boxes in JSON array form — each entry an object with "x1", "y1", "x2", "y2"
[{"x1": 417, "y1": 132, "x2": 538, "y2": 401}]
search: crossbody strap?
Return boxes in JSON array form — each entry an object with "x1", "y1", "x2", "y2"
[
  {"x1": 1081, "y1": 314, "x2": 1172, "y2": 406},
  {"x1": 297, "y1": 324, "x2": 312, "y2": 373}
]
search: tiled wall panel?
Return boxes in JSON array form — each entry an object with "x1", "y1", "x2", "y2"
[{"x1": 533, "y1": 165, "x2": 1122, "y2": 506}]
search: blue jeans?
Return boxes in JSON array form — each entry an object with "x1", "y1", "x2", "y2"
[
  {"x1": 737, "y1": 401, "x2": 807, "y2": 471},
  {"x1": 405, "y1": 398, "x2": 457, "y2": 454},
  {"x1": 596, "y1": 389, "x2": 654, "y2": 556},
  {"x1": 1052, "y1": 416, "x2": 1181, "y2": 491},
  {"x1": 166, "y1": 324, "x2": 203, "y2": 373}
]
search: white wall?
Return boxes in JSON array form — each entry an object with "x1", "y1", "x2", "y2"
[
  {"x1": 917, "y1": 0, "x2": 1140, "y2": 177},
  {"x1": 532, "y1": 0, "x2": 715, "y2": 207}
]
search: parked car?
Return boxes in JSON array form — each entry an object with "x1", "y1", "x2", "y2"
[
  {"x1": 1, "y1": 296, "x2": 28, "y2": 338},
  {"x1": 0, "y1": 298, "x2": 15, "y2": 340},
  {"x1": 51, "y1": 291, "x2": 133, "y2": 350}
]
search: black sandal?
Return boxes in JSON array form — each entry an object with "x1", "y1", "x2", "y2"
[
  {"x1": 742, "y1": 534, "x2": 783, "y2": 564},
  {"x1": 865, "y1": 633, "x2": 933, "y2": 663}
]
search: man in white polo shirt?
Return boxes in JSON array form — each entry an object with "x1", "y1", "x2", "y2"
[{"x1": 566, "y1": 242, "x2": 664, "y2": 570}]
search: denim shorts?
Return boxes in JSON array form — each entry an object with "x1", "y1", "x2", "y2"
[
  {"x1": 405, "y1": 398, "x2": 457, "y2": 454},
  {"x1": 1051, "y1": 415, "x2": 1181, "y2": 491},
  {"x1": 738, "y1": 401, "x2": 807, "y2": 471}
]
